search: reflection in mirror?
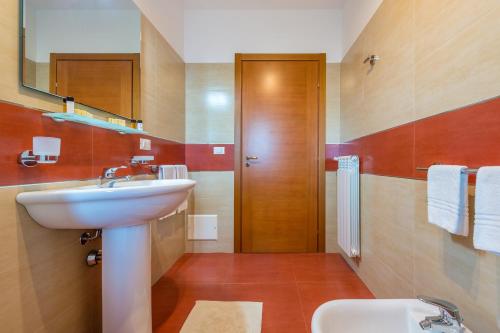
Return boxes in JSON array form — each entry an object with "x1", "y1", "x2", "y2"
[{"x1": 22, "y1": 0, "x2": 141, "y2": 119}]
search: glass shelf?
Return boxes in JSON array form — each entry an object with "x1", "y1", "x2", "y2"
[{"x1": 43, "y1": 112, "x2": 147, "y2": 135}]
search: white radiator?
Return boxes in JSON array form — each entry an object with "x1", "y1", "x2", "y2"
[{"x1": 335, "y1": 155, "x2": 360, "y2": 257}]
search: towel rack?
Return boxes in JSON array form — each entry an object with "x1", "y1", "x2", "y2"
[{"x1": 416, "y1": 166, "x2": 478, "y2": 174}]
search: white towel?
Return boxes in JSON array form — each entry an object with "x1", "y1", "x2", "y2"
[
  {"x1": 427, "y1": 165, "x2": 469, "y2": 236},
  {"x1": 158, "y1": 165, "x2": 177, "y2": 180},
  {"x1": 157, "y1": 165, "x2": 178, "y2": 220},
  {"x1": 175, "y1": 165, "x2": 189, "y2": 213},
  {"x1": 175, "y1": 164, "x2": 189, "y2": 179},
  {"x1": 474, "y1": 167, "x2": 500, "y2": 255}
]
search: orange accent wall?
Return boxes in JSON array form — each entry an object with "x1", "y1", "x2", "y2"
[
  {"x1": 0, "y1": 101, "x2": 184, "y2": 186},
  {"x1": 339, "y1": 97, "x2": 500, "y2": 182},
  {"x1": 3, "y1": 97, "x2": 499, "y2": 184}
]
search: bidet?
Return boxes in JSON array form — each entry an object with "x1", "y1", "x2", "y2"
[{"x1": 311, "y1": 299, "x2": 472, "y2": 333}]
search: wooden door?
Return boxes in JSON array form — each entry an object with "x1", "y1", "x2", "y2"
[
  {"x1": 50, "y1": 53, "x2": 140, "y2": 119},
  {"x1": 235, "y1": 54, "x2": 326, "y2": 253}
]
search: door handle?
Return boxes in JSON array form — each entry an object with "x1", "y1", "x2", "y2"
[{"x1": 245, "y1": 156, "x2": 258, "y2": 167}]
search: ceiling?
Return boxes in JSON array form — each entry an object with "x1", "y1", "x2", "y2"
[
  {"x1": 26, "y1": 0, "x2": 347, "y2": 11},
  {"x1": 184, "y1": 0, "x2": 348, "y2": 10},
  {"x1": 25, "y1": 0, "x2": 138, "y2": 10}
]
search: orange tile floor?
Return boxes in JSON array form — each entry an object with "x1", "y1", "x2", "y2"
[{"x1": 152, "y1": 253, "x2": 374, "y2": 333}]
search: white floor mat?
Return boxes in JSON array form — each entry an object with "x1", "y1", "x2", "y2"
[{"x1": 180, "y1": 301, "x2": 263, "y2": 333}]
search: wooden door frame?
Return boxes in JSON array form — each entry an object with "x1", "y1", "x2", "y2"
[
  {"x1": 234, "y1": 53, "x2": 326, "y2": 253},
  {"x1": 49, "y1": 53, "x2": 141, "y2": 119}
]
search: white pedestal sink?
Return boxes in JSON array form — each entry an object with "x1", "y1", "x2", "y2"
[{"x1": 16, "y1": 179, "x2": 196, "y2": 333}]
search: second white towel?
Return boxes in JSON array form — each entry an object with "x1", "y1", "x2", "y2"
[
  {"x1": 157, "y1": 165, "x2": 189, "y2": 219},
  {"x1": 175, "y1": 165, "x2": 189, "y2": 213},
  {"x1": 474, "y1": 167, "x2": 500, "y2": 255},
  {"x1": 427, "y1": 165, "x2": 469, "y2": 236}
]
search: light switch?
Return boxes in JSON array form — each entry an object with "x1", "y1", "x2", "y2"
[
  {"x1": 140, "y1": 138, "x2": 151, "y2": 150},
  {"x1": 213, "y1": 146, "x2": 225, "y2": 155}
]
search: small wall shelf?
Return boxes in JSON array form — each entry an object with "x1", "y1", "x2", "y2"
[{"x1": 43, "y1": 112, "x2": 146, "y2": 135}]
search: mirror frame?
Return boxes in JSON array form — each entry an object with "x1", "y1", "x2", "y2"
[{"x1": 18, "y1": 0, "x2": 139, "y2": 120}]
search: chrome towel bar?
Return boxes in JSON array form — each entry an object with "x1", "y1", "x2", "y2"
[{"x1": 416, "y1": 167, "x2": 478, "y2": 174}]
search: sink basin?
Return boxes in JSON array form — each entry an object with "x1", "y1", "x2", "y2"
[
  {"x1": 16, "y1": 178, "x2": 196, "y2": 333},
  {"x1": 16, "y1": 179, "x2": 195, "y2": 229},
  {"x1": 312, "y1": 299, "x2": 472, "y2": 333}
]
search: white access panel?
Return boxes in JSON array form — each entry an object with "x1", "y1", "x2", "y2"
[{"x1": 187, "y1": 215, "x2": 218, "y2": 240}]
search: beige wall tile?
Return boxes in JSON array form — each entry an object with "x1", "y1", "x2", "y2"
[
  {"x1": 414, "y1": 0, "x2": 497, "y2": 62},
  {"x1": 133, "y1": 19, "x2": 186, "y2": 134},
  {"x1": 151, "y1": 214, "x2": 186, "y2": 283},
  {"x1": 35, "y1": 63, "x2": 50, "y2": 92},
  {"x1": 141, "y1": 16, "x2": 186, "y2": 142},
  {"x1": 340, "y1": 34, "x2": 368, "y2": 142},
  {"x1": 341, "y1": 0, "x2": 500, "y2": 140},
  {"x1": 362, "y1": 175, "x2": 415, "y2": 283},
  {"x1": 0, "y1": 181, "x2": 101, "y2": 333},
  {"x1": 343, "y1": 251, "x2": 415, "y2": 298},
  {"x1": 186, "y1": 172, "x2": 234, "y2": 253},
  {"x1": 24, "y1": 58, "x2": 36, "y2": 87},
  {"x1": 326, "y1": 64, "x2": 341, "y2": 143},
  {"x1": 340, "y1": 0, "x2": 415, "y2": 141},
  {"x1": 415, "y1": 2, "x2": 500, "y2": 119},
  {"x1": 186, "y1": 63, "x2": 235, "y2": 144},
  {"x1": 342, "y1": 175, "x2": 416, "y2": 297},
  {"x1": 325, "y1": 172, "x2": 340, "y2": 253},
  {"x1": 362, "y1": 0, "x2": 415, "y2": 134}
]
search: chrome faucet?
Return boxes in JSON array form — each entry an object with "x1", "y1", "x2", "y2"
[
  {"x1": 418, "y1": 296, "x2": 465, "y2": 333},
  {"x1": 101, "y1": 166, "x2": 132, "y2": 188}
]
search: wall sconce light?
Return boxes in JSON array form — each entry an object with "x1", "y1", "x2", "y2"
[{"x1": 19, "y1": 136, "x2": 61, "y2": 167}]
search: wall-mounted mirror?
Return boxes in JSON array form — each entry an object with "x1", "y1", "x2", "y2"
[{"x1": 21, "y1": 0, "x2": 141, "y2": 120}]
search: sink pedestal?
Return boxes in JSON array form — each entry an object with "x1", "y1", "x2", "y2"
[{"x1": 102, "y1": 224, "x2": 152, "y2": 333}]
